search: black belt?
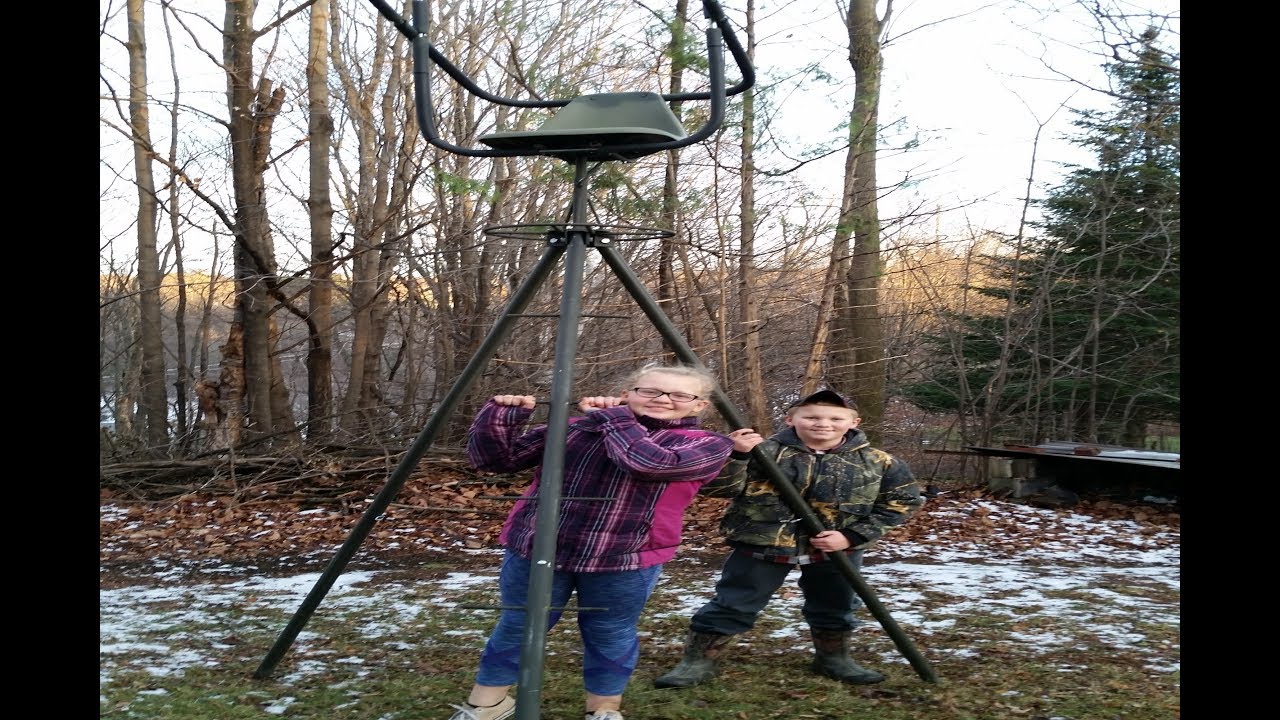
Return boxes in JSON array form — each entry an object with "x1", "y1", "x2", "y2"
[{"x1": 746, "y1": 549, "x2": 846, "y2": 566}]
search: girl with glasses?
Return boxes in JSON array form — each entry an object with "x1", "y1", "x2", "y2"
[{"x1": 446, "y1": 363, "x2": 734, "y2": 720}]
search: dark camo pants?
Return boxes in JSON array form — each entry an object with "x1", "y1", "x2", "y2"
[{"x1": 689, "y1": 547, "x2": 866, "y2": 635}]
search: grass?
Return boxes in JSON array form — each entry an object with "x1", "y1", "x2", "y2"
[{"x1": 100, "y1": 560, "x2": 1179, "y2": 719}]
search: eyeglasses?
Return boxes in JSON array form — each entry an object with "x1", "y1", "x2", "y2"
[{"x1": 631, "y1": 387, "x2": 701, "y2": 403}]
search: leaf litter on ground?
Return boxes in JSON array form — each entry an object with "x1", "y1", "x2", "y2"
[{"x1": 100, "y1": 483, "x2": 1179, "y2": 719}]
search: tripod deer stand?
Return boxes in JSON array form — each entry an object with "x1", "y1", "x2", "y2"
[{"x1": 254, "y1": 2, "x2": 933, "y2": 716}]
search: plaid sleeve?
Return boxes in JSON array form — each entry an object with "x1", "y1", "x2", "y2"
[
  {"x1": 465, "y1": 401, "x2": 546, "y2": 473},
  {"x1": 592, "y1": 406, "x2": 734, "y2": 481}
]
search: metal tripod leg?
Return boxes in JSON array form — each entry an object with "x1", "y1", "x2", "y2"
[
  {"x1": 255, "y1": 151, "x2": 933, "y2": 716},
  {"x1": 252, "y1": 236, "x2": 567, "y2": 681},
  {"x1": 513, "y1": 158, "x2": 593, "y2": 717},
  {"x1": 253, "y1": 157, "x2": 638, "y2": 720},
  {"x1": 597, "y1": 245, "x2": 937, "y2": 683}
]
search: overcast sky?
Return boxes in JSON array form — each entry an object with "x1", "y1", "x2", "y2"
[{"x1": 754, "y1": 0, "x2": 1181, "y2": 234}]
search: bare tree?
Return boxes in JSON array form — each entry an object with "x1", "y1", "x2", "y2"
[
  {"x1": 158, "y1": 4, "x2": 196, "y2": 449},
  {"x1": 222, "y1": 0, "x2": 311, "y2": 446},
  {"x1": 828, "y1": 0, "x2": 890, "y2": 441},
  {"x1": 734, "y1": 0, "x2": 770, "y2": 431},
  {"x1": 329, "y1": 3, "x2": 415, "y2": 437},
  {"x1": 97, "y1": 0, "x2": 1180, "y2": 475},
  {"x1": 306, "y1": 0, "x2": 336, "y2": 439},
  {"x1": 654, "y1": 0, "x2": 691, "y2": 363},
  {"x1": 125, "y1": 0, "x2": 170, "y2": 452}
]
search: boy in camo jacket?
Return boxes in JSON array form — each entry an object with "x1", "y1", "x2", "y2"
[{"x1": 654, "y1": 389, "x2": 924, "y2": 689}]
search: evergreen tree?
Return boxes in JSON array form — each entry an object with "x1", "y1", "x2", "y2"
[{"x1": 904, "y1": 28, "x2": 1179, "y2": 447}]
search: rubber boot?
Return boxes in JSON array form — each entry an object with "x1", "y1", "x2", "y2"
[
  {"x1": 809, "y1": 627, "x2": 885, "y2": 685},
  {"x1": 652, "y1": 629, "x2": 736, "y2": 688}
]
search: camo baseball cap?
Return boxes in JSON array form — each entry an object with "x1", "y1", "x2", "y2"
[{"x1": 787, "y1": 389, "x2": 858, "y2": 411}]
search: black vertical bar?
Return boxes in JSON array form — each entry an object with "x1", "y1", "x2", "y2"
[
  {"x1": 252, "y1": 244, "x2": 565, "y2": 680},
  {"x1": 513, "y1": 157, "x2": 593, "y2": 719},
  {"x1": 596, "y1": 244, "x2": 937, "y2": 683}
]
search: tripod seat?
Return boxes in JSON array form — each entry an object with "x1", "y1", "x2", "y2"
[{"x1": 479, "y1": 91, "x2": 686, "y2": 161}]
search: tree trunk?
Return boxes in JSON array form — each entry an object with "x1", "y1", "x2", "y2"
[
  {"x1": 306, "y1": 0, "x2": 336, "y2": 440},
  {"x1": 224, "y1": 0, "x2": 280, "y2": 443},
  {"x1": 801, "y1": 247, "x2": 842, "y2": 397},
  {"x1": 736, "y1": 0, "x2": 769, "y2": 432},
  {"x1": 219, "y1": 320, "x2": 245, "y2": 448},
  {"x1": 126, "y1": 0, "x2": 169, "y2": 453},
  {"x1": 335, "y1": 18, "x2": 422, "y2": 437},
  {"x1": 833, "y1": 0, "x2": 888, "y2": 441},
  {"x1": 658, "y1": 0, "x2": 691, "y2": 364},
  {"x1": 161, "y1": 4, "x2": 192, "y2": 447},
  {"x1": 195, "y1": 234, "x2": 224, "y2": 447}
]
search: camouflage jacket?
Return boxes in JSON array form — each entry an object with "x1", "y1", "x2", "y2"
[{"x1": 703, "y1": 426, "x2": 924, "y2": 553}]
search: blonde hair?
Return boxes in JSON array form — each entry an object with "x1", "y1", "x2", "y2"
[{"x1": 623, "y1": 362, "x2": 718, "y2": 398}]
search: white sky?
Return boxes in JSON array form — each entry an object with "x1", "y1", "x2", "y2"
[
  {"x1": 100, "y1": 495, "x2": 1180, "y2": 712},
  {"x1": 750, "y1": 0, "x2": 1181, "y2": 234}
]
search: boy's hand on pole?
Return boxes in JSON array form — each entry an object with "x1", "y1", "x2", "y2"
[{"x1": 811, "y1": 530, "x2": 852, "y2": 552}]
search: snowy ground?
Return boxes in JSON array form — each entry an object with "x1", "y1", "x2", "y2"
[{"x1": 101, "y1": 495, "x2": 1180, "y2": 699}]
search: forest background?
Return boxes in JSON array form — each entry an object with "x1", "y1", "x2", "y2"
[{"x1": 98, "y1": 0, "x2": 1180, "y2": 485}]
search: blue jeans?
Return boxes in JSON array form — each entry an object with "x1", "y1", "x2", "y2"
[{"x1": 474, "y1": 550, "x2": 663, "y2": 696}]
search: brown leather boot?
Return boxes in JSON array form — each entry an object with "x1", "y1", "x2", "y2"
[
  {"x1": 809, "y1": 627, "x2": 885, "y2": 685},
  {"x1": 652, "y1": 629, "x2": 737, "y2": 688}
]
